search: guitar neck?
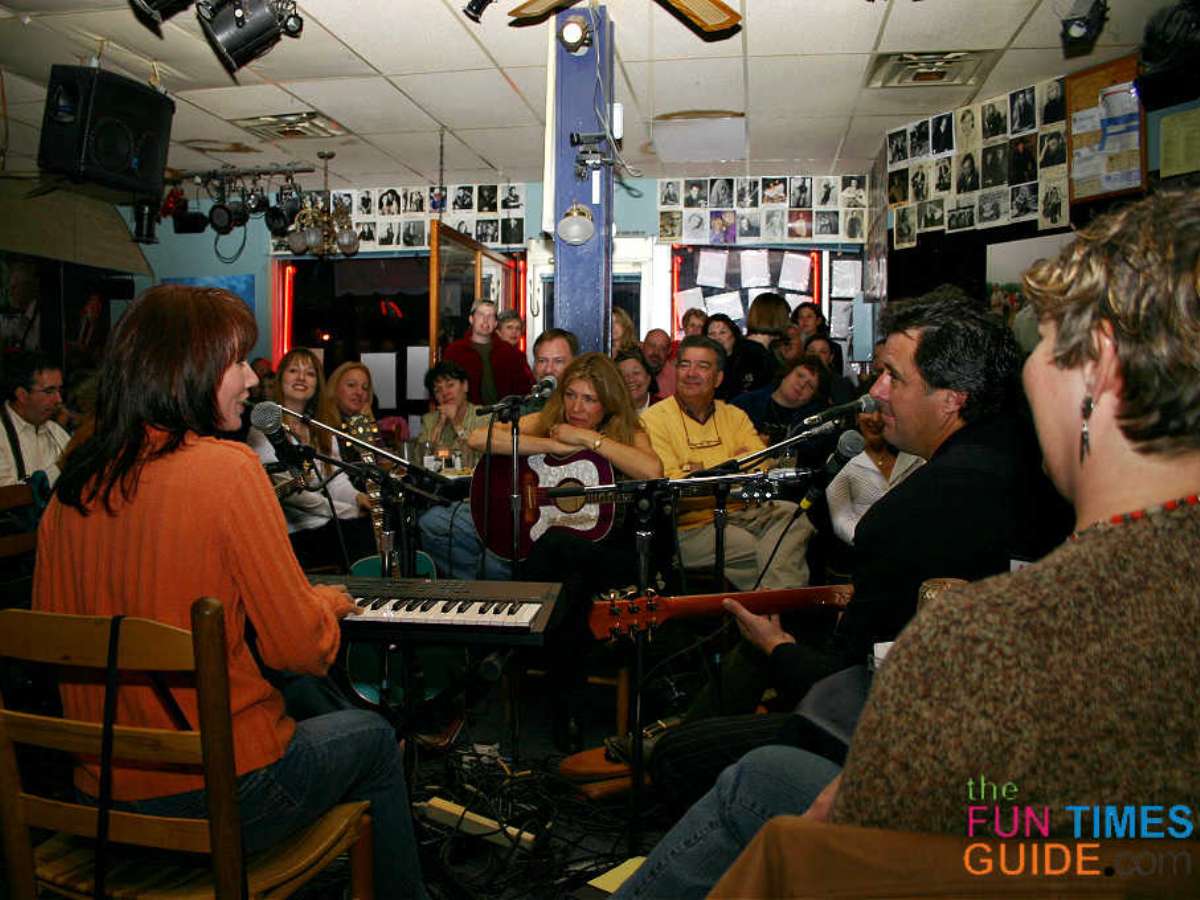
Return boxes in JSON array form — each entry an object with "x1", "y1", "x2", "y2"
[{"x1": 658, "y1": 588, "x2": 847, "y2": 623}]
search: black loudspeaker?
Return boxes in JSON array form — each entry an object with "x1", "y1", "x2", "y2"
[{"x1": 38, "y1": 65, "x2": 175, "y2": 200}]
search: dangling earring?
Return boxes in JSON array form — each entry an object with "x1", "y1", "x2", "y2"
[{"x1": 1079, "y1": 394, "x2": 1094, "y2": 463}]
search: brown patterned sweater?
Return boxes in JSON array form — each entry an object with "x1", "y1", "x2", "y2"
[{"x1": 833, "y1": 500, "x2": 1200, "y2": 836}]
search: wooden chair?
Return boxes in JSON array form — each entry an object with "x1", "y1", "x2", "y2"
[{"x1": 0, "y1": 597, "x2": 374, "y2": 899}]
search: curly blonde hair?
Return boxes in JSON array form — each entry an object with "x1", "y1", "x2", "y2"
[
  {"x1": 319, "y1": 361, "x2": 374, "y2": 428},
  {"x1": 1022, "y1": 190, "x2": 1200, "y2": 454},
  {"x1": 611, "y1": 307, "x2": 638, "y2": 356}
]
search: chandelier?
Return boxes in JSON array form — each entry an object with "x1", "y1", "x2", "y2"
[{"x1": 286, "y1": 150, "x2": 359, "y2": 257}]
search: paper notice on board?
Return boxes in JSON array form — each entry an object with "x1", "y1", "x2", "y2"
[
  {"x1": 829, "y1": 301, "x2": 852, "y2": 340},
  {"x1": 739, "y1": 249, "x2": 771, "y2": 288},
  {"x1": 778, "y1": 252, "x2": 812, "y2": 292},
  {"x1": 1072, "y1": 145, "x2": 1105, "y2": 179},
  {"x1": 673, "y1": 287, "x2": 705, "y2": 321},
  {"x1": 831, "y1": 260, "x2": 862, "y2": 298},
  {"x1": 1072, "y1": 106, "x2": 1101, "y2": 134},
  {"x1": 783, "y1": 292, "x2": 809, "y2": 311},
  {"x1": 696, "y1": 249, "x2": 728, "y2": 288},
  {"x1": 704, "y1": 290, "x2": 745, "y2": 321},
  {"x1": 1160, "y1": 105, "x2": 1200, "y2": 179}
]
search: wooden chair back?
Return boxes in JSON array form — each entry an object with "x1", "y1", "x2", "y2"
[
  {"x1": 0, "y1": 483, "x2": 38, "y2": 560},
  {"x1": 0, "y1": 597, "x2": 244, "y2": 899}
]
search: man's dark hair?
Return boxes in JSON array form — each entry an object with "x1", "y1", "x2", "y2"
[
  {"x1": 532, "y1": 328, "x2": 579, "y2": 357},
  {"x1": 880, "y1": 287, "x2": 1020, "y2": 423},
  {"x1": 3, "y1": 351, "x2": 59, "y2": 402},
  {"x1": 677, "y1": 334, "x2": 727, "y2": 372},
  {"x1": 424, "y1": 360, "x2": 470, "y2": 395}
]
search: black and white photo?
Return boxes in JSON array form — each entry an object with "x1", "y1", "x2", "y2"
[
  {"x1": 977, "y1": 187, "x2": 1009, "y2": 227},
  {"x1": 789, "y1": 176, "x2": 812, "y2": 208},
  {"x1": 981, "y1": 143, "x2": 1009, "y2": 189},
  {"x1": 918, "y1": 198, "x2": 945, "y2": 231},
  {"x1": 931, "y1": 112, "x2": 954, "y2": 155},
  {"x1": 403, "y1": 219, "x2": 426, "y2": 247},
  {"x1": 378, "y1": 188, "x2": 401, "y2": 217},
  {"x1": 404, "y1": 188, "x2": 425, "y2": 213},
  {"x1": 477, "y1": 185, "x2": 498, "y2": 213},
  {"x1": 763, "y1": 208, "x2": 786, "y2": 240},
  {"x1": 887, "y1": 128, "x2": 908, "y2": 166},
  {"x1": 659, "y1": 210, "x2": 682, "y2": 240},
  {"x1": 709, "y1": 178, "x2": 734, "y2": 208},
  {"x1": 934, "y1": 157, "x2": 953, "y2": 195},
  {"x1": 907, "y1": 119, "x2": 930, "y2": 159},
  {"x1": 947, "y1": 200, "x2": 976, "y2": 232},
  {"x1": 1038, "y1": 128, "x2": 1067, "y2": 170},
  {"x1": 501, "y1": 216, "x2": 524, "y2": 245},
  {"x1": 357, "y1": 190, "x2": 374, "y2": 216},
  {"x1": 500, "y1": 184, "x2": 524, "y2": 210},
  {"x1": 982, "y1": 97, "x2": 1008, "y2": 141},
  {"x1": 956, "y1": 105, "x2": 980, "y2": 148},
  {"x1": 684, "y1": 179, "x2": 708, "y2": 208},
  {"x1": 843, "y1": 208, "x2": 865, "y2": 240},
  {"x1": 737, "y1": 210, "x2": 761, "y2": 241},
  {"x1": 1008, "y1": 134, "x2": 1037, "y2": 185},
  {"x1": 452, "y1": 185, "x2": 475, "y2": 211},
  {"x1": 475, "y1": 218, "x2": 499, "y2": 244},
  {"x1": 814, "y1": 210, "x2": 840, "y2": 238},
  {"x1": 814, "y1": 176, "x2": 839, "y2": 208},
  {"x1": 736, "y1": 177, "x2": 759, "y2": 208},
  {"x1": 1009, "y1": 85, "x2": 1036, "y2": 136},
  {"x1": 893, "y1": 204, "x2": 917, "y2": 249},
  {"x1": 762, "y1": 177, "x2": 788, "y2": 205},
  {"x1": 840, "y1": 175, "x2": 866, "y2": 207},
  {"x1": 1038, "y1": 77, "x2": 1066, "y2": 126},
  {"x1": 659, "y1": 179, "x2": 681, "y2": 207},
  {"x1": 1010, "y1": 182, "x2": 1039, "y2": 220},
  {"x1": 888, "y1": 168, "x2": 910, "y2": 206}
]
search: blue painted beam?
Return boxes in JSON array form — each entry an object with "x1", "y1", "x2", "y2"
[{"x1": 551, "y1": 5, "x2": 614, "y2": 355}]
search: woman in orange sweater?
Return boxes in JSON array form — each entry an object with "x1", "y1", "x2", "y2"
[{"x1": 35, "y1": 284, "x2": 425, "y2": 896}]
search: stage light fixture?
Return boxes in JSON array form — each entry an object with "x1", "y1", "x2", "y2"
[
  {"x1": 558, "y1": 15, "x2": 591, "y2": 53},
  {"x1": 556, "y1": 202, "x2": 595, "y2": 245},
  {"x1": 131, "y1": 0, "x2": 192, "y2": 23},
  {"x1": 132, "y1": 200, "x2": 159, "y2": 244},
  {"x1": 1061, "y1": 0, "x2": 1108, "y2": 57},
  {"x1": 264, "y1": 204, "x2": 290, "y2": 236},
  {"x1": 196, "y1": 0, "x2": 303, "y2": 72},
  {"x1": 462, "y1": 0, "x2": 494, "y2": 23},
  {"x1": 208, "y1": 201, "x2": 234, "y2": 235}
]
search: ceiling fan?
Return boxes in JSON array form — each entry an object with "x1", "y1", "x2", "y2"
[{"x1": 508, "y1": 0, "x2": 741, "y2": 34}]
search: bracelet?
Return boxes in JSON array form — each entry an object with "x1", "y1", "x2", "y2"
[{"x1": 592, "y1": 435, "x2": 605, "y2": 452}]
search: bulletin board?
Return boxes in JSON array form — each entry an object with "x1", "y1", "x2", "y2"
[
  {"x1": 670, "y1": 245, "x2": 822, "y2": 332},
  {"x1": 1065, "y1": 53, "x2": 1147, "y2": 203}
]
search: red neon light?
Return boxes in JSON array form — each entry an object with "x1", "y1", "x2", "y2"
[
  {"x1": 281, "y1": 263, "x2": 295, "y2": 358},
  {"x1": 810, "y1": 251, "x2": 821, "y2": 314},
  {"x1": 517, "y1": 258, "x2": 527, "y2": 353},
  {"x1": 671, "y1": 249, "x2": 682, "y2": 335}
]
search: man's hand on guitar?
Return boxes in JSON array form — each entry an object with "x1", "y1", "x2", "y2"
[
  {"x1": 355, "y1": 492, "x2": 374, "y2": 514},
  {"x1": 722, "y1": 597, "x2": 796, "y2": 656}
]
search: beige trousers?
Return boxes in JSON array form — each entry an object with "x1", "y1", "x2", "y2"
[{"x1": 676, "y1": 501, "x2": 813, "y2": 591}]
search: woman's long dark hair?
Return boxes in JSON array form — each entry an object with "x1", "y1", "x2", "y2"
[{"x1": 56, "y1": 285, "x2": 256, "y2": 514}]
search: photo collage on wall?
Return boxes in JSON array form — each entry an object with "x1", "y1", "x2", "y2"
[
  {"x1": 270, "y1": 183, "x2": 526, "y2": 255},
  {"x1": 886, "y1": 75, "x2": 1069, "y2": 250},
  {"x1": 657, "y1": 174, "x2": 868, "y2": 245}
]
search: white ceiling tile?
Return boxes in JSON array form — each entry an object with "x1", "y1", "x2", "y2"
[
  {"x1": 286, "y1": 77, "x2": 438, "y2": 133},
  {"x1": 280, "y1": 137, "x2": 407, "y2": 177},
  {"x1": 4, "y1": 155, "x2": 39, "y2": 174},
  {"x1": 369, "y1": 131, "x2": 487, "y2": 181},
  {"x1": 6, "y1": 101, "x2": 45, "y2": 127},
  {"x1": 1013, "y1": 0, "x2": 1166, "y2": 48},
  {"x1": 0, "y1": 70, "x2": 46, "y2": 104},
  {"x1": 4, "y1": 118, "x2": 39, "y2": 157},
  {"x1": 879, "y1": 0, "x2": 1039, "y2": 52},
  {"x1": 627, "y1": 57, "x2": 745, "y2": 116},
  {"x1": 206, "y1": 141, "x2": 312, "y2": 169},
  {"x1": 749, "y1": 56, "x2": 870, "y2": 115},
  {"x1": 975, "y1": 45, "x2": 1136, "y2": 99},
  {"x1": 455, "y1": 125, "x2": 546, "y2": 169},
  {"x1": 830, "y1": 157, "x2": 875, "y2": 176},
  {"x1": 748, "y1": 116, "x2": 846, "y2": 161},
  {"x1": 2, "y1": 1, "x2": 126, "y2": 11},
  {"x1": 504, "y1": 66, "x2": 546, "y2": 120},
  {"x1": 853, "y1": 85, "x2": 975, "y2": 116},
  {"x1": 167, "y1": 98, "x2": 262, "y2": 144},
  {"x1": 389, "y1": 69, "x2": 537, "y2": 129},
  {"x1": 843, "y1": 114, "x2": 914, "y2": 160},
  {"x1": 166, "y1": 143, "x2": 226, "y2": 172},
  {"x1": 244, "y1": 15, "x2": 374, "y2": 81},
  {"x1": 179, "y1": 83, "x2": 312, "y2": 120},
  {"x1": 299, "y1": 0, "x2": 491, "y2": 75},
  {"x1": 454, "y1": 6, "x2": 552, "y2": 69},
  {"x1": 747, "y1": 0, "x2": 885, "y2": 55},
  {"x1": 0, "y1": 17, "x2": 102, "y2": 83}
]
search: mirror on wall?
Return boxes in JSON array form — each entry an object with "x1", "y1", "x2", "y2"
[{"x1": 429, "y1": 222, "x2": 516, "y2": 365}]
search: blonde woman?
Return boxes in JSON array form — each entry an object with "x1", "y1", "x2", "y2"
[
  {"x1": 248, "y1": 348, "x2": 375, "y2": 569},
  {"x1": 611, "y1": 307, "x2": 639, "y2": 357}
]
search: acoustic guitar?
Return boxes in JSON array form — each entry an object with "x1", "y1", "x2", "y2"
[
  {"x1": 469, "y1": 448, "x2": 621, "y2": 561},
  {"x1": 588, "y1": 584, "x2": 854, "y2": 641}
]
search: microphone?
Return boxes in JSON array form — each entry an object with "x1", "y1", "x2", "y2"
[
  {"x1": 800, "y1": 429, "x2": 865, "y2": 510},
  {"x1": 801, "y1": 394, "x2": 879, "y2": 428},
  {"x1": 250, "y1": 401, "x2": 308, "y2": 479},
  {"x1": 529, "y1": 374, "x2": 557, "y2": 400}
]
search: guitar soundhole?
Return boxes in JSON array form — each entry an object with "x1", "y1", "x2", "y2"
[{"x1": 555, "y1": 479, "x2": 585, "y2": 514}]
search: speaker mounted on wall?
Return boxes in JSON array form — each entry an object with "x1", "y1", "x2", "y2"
[{"x1": 37, "y1": 65, "x2": 176, "y2": 202}]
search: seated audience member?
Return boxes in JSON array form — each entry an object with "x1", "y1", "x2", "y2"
[
  {"x1": 442, "y1": 299, "x2": 532, "y2": 405},
  {"x1": 611, "y1": 307, "x2": 638, "y2": 357},
  {"x1": 418, "y1": 330, "x2": 579, "y2": 580},
  {"x1": 248, "y1": 348, "x2": 376, "y2": 570},
  {"x1": 681, "y1": 307, "x2": 707, "y2": 337},
  {"x1": 250, "y1": 356, "x2": 274, "y2": 400},
  {"x1": 469, "y1": 353, "x2": 663, "y2": 750},
  {"x1": 416, "y1": 360, "x2": 485, "y2": 456},
  {"x1": 792, "y1": 301, "x2": 845, "y2": 374},
  {"x1": 706, "y1": 314, "x2": 775, "y2": 402},
  {"x1": 804, "y1": 334, "x2": 857, "y2": 404},
  {"x1": 732, "y1": 356, "x2": 830, "y2": 449},
  {"x1": 636, "y1": 291, "x2": 1048, "y2": 822},
  {"x1": 495, "y1": 308, "x2": 524, "y2": 348},
  {"x1": 615, "y1": 346, "x2": 656, "y2": 413},
  {"x1": 743, "y1": 292, "x2": 792, "y2": 374},
  {"x1": 35, "y1": 284, "x2": 425, "y2": 896},
  {"x1": 641, "y1": 336, "x2": 813, "y2": 591},
  {"x1": 0, "y1": 351, "x2": 69, "y2": 487},
  {"x1": 641, "y1": 327, "x2": 676, "y2": 400},
  {"x1": 620, "y1": 196, "x2": 1197, "y2": 898},
  {"x1": 320, "y1": 360, "x2": 379, "y2": 439},
  {"x1": 825, "y1": 394, "x2": 923, "y2": 546}
]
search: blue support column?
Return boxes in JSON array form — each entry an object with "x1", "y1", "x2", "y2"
[{"x1": 552, "y1": 6, "x2": 614, "y2": 354}]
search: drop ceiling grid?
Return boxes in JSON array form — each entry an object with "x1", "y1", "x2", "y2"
[
  {"x1": 387, "y1": 68, "x2": 539, "y2": 129},
  {"x1": 744, "y1": 0, "x2": 887, "y2": 56},
  {"x1": 285, "y1": 76, "x2": 440, "y2": 134},
  {"x1": 877, "y1": 0, "x2": 1041, "y2": 53}
]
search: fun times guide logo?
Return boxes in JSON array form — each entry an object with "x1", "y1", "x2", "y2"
[{"x1": 962, "y1": 775, "x2": 1193, "y2": 879}]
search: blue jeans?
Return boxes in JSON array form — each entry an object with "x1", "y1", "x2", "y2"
[
  {"x1": 109, "y1": 709, "x2": 426, "y2": 898},
  {"x1": 418, "y1": 501, "x2": 511, "y2": 580},
  {"x1": 614, "y1": 746, "x2": 841, "y2": 899}
]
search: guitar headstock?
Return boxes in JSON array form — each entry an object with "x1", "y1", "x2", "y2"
[
  {"x1": 344, "y1": 414, "x2": 380, "y2": 441},
  {"x1": 588, "y1": 588, "x2": 662, "y2": 641}
]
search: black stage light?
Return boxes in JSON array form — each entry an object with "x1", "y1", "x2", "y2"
[
  {"x1": 131, "y1": 0, "x2": 192, "y2": 24},
  {"x1": 197, "y1": 0, "x2": 282, "y2": 71},
  {"x1": 264, "y1": 204, "x2": 290, "y2": 236},
  {"x1": 463, "y1": 0, "x2": 494, "y2": 23},
  {"x1": 209, "y1": 201, "x2": 234, "y2": 234},
  {"x1": 132, "y1": 199, "x2": 159, "y2": 244},
  {"x1": 1061, "y1": 0, "x2": 1109, "y2": 57},
  {"x1": 173, "y1": 210, "x2": 210, "y2": 234}
]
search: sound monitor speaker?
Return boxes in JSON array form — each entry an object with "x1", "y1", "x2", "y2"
[{"x1": 38, "y1": 65, "x2": 175, "y2": 200}]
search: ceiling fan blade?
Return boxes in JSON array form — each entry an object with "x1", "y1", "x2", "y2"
[
  {"x1": 661, "y1": 0, "x2": 740, "y2": 32},
  {"x1": 508, "y1": 0, "x2": 578, "y2": 20}
]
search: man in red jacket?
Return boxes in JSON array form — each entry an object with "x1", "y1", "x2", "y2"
[{"x1": 442, "y1": 299, "x2": 532, "y2": 405}]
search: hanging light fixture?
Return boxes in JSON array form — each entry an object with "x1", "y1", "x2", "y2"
[
  {"x1": 285, "y1": 151, "x2": 359, "y2": 257},
  {"x1": 196, "y1": 0, "x2": 304, "y2": 72},
  {"x1": 556, "y1": 202, "x2": 595, "y2": 245}
]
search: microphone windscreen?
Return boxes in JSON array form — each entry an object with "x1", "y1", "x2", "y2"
[
  {"x1": 250, "y1": 401, "x2": 284, "y2": 434},
  {"x1": 837, "y1": 429, "x2": 866, "y2": 458},
  {"x1": 859, "y1": 395, "x2": 880, "y2": 414}
]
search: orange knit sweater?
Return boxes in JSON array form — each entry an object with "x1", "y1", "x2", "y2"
[{"x1": 33, "y1": 433, "x2": 354, "y2": 801}]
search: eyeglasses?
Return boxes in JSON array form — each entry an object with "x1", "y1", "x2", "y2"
[{"x1": 679, "y1": 406, "x2": 722, "y2": 450}]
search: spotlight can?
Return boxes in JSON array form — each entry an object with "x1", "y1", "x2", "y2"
[
  {"x1": 462, "y1": 0, "x2": 494, "y2": 24},
  {"x1": 197, "y1": 0, "x2": 283, "y2": 72}
]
